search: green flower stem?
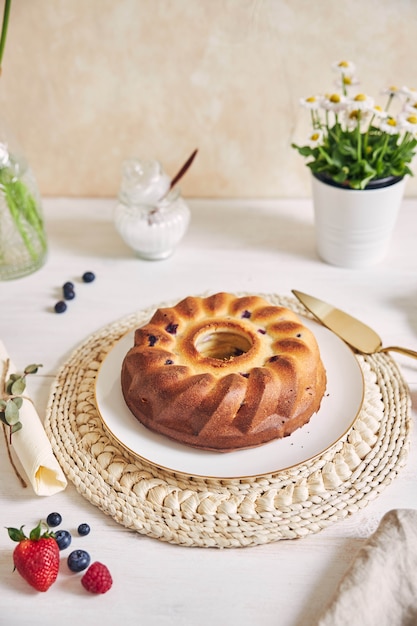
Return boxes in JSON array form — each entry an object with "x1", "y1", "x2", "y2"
[
  {"x1": 375, "y1": 134, "x2": 390, "y2": 173},
  {"x1": 0, "y1": 172, "x2": 47, "y2": 261},
  {"x1": 0, "y1": 0, "x2": 11, "y2": 71},
  {"x1": 356, "y1": 112, "x2": 362, "y2": 161},
  {"x1": 385, "y1": 93, "x2": 394, "y2": 112}
]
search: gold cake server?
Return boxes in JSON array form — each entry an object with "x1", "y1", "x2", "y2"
[{"x1": 292, "y1": 290, "x2": 417, "y2": 359}]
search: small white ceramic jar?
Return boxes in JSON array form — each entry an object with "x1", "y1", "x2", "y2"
[{"x1": 114, "y1": 159, "x2": 191, "y2": 260}]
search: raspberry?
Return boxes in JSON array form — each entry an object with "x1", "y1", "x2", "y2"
[{"x1": 81, "y1": 562, "x2": 112, "y2": 594}]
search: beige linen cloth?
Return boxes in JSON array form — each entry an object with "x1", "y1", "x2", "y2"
[
  {"x1": 1, "y1": 340, "x2": 67, "y2": 496},
  {"x1": 316, "y1": 509, "x2": 417, "y2": 626}
]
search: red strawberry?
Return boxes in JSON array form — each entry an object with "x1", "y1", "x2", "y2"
[
  {"x1": 7, "y1": 521, "x2": 60, "y2": 592},
  {"x1": 81, "y1": 561, "x2": 113, "y2": 594}
]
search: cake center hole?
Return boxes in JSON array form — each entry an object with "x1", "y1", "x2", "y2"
[{"x1": 194, "y1": 330, "x2": 253, "y2": 360}]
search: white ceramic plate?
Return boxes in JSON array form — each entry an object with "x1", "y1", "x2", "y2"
[{"x1": 94, "y1": 318, "x2": 364, "y2": 479}]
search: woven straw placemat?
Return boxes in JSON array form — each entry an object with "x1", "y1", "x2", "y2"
[{"x1": 45, "y1": 294, "x2": 412, "y2": 548}]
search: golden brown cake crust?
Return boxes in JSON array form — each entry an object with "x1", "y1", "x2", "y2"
[{"x1": 121, "y1": 293, "x2": 327, "y2": 452}]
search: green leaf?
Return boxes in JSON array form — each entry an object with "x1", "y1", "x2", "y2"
[
  {"x1": 12, "y1": 397, "x2": 23, "y2": 410},
  {"x1": 29, "y1": 521, "x2": 43, "y2": 541},
  {"x1": 24, "y1": 363, "x2": 42, "y2": 375},
  {"x1": 10, "y1": 377, "x2": 25, "y2": 395},
  {"x1": 11, "y1": 421, "x2": 22, "y2": 434},
  {"x1": 4, "y1": 400, "x2": 19, "y2": 425},
  {"x1": 6, "y1": 526, "x2": 27, "y2": 543}
]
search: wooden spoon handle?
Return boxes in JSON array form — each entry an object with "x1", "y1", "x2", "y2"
[{"x1": 170, "y1": 149, "x2": 198, "y2": 189}]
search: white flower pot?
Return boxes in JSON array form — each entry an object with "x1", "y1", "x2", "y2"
[{"x1": 312, "y1": 173, "x2": 406, "y2": 269}]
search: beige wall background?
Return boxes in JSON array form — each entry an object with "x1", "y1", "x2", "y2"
[{"x1": 1, "y1": 0, "x2": 417, "y2": 198}]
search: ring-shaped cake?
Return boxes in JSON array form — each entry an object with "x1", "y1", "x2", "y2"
[{"x1": 121, "y1": 293, "x2": 327, "y2": 451}]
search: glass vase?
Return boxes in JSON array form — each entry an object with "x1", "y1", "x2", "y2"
[{"x1": 0, "y1": 121, "x2": 47, "y2": 281}]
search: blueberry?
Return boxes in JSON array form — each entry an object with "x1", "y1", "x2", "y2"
[
  {"x1": 67, "y1": 549, "x2": 91, "y2": 573},
  {"x1": 46, "y1": 512, "x2": 62, "y2": 528},
  {"x1": 63, "y1": 288, "x2": 76, "y2": 300},
  {"x1": 77, "y1": 523, "x2": 91, "y2": 536},
  {"x1": 54, "y1": 301, "x2": 67, "y2": 313},
  {"x1": 55, "y1": 529, "x2": 72, "y2": 550},
  {"x1": 82, "y1": 271, "x2": 95, "y2": 283},
  {"x1": 63, "y1": 281, "x2": 74, "y2": 291}
]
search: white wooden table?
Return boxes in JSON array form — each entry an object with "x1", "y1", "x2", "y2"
[{"x1": 1, "y1": 197, "x2": 416, "y2": 626}]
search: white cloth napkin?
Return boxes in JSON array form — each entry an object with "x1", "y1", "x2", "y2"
[
  {"x1": 316, "y1": 509, "x2": 417, "y2": 626},
  {"x1": 0, "y1": 340, "x2": 67, "y2": 496}
]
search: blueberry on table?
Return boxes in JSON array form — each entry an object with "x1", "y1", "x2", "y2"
[
  {"x1": 77, "y1": 523, "x2": 91, "y2": 536},
  {"x1": 67, "y1": 549, "x2": 91, "y2": 573},
  {"x1": 63, "y1": 281, "x2": 74, "y2": 291},
  {"x1": 46, "y1": 512, "x2": 62, "y2": 528},
  {"x1": 82, "y1": 271, "x2": 95, "y2": 283},
  {"x1": 63, "y1": 288, "x2": 76, "y2": 300},
  {"x1": 54, "y1": 529, "x2": 72, "y2": 550},
  {"x1": 54, "y1": 301, "x2": 67, "y2": 314}
]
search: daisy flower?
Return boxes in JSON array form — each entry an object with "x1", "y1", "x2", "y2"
[
  {"x1": 320, "y1": 93, "x2": 347, "y2": 113},
  {"x1": 370, "y1": 104, "x2": 388, "y2": 120},
  {"x1": 381, "y1": 85, "x2": 401, "y2": 97},
  {"x1": 379, "y1": 117, "x2": 400, "y2": 135},
  {"x1": 306, "y1": 129, "x2": 324, "y2": 148},
  {"x1": 400, "y1": 86, "x2": 417, "y2": 101},
  {"x1": 398, "y1": 113, "x2": 417, "y2": 134},
  {"x1": 299, "y1": 95, "x2": 321, "y2": 110},
  {"x1": 343, "y1": 108, "x2": 371, "y2": 130},
  {"x1": 331, "y1": 60, "x2": 356, "y2": 76},
  {"x1": 404, "y1": 101, "x2": 417, "y2": 114},
  {"x1": 336, "y1": 74, "x2": 360, "y2": 90},
  {"x1": 348, "y1": 93, "x2": 375, "y2": 111}
]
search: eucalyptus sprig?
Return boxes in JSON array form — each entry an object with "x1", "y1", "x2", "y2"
[{"x1": 0, "y1": 359, "x2": 42, "y2": 442}]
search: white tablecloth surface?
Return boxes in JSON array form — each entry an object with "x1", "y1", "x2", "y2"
[{"x1": 0, "y1": 197, "x2": 416, "y2": 626}]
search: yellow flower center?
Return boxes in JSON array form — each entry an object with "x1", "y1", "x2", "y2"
[
  {"x1": 387, "y1": 118, "x2": 397, "y2": 127},
  {"x1": 329, "y1": 93, "x2": 341, "y2": 103},
  {"x1": 354, "y1": 94, "x2": 367, "y2": 101},
  {"x1": 407, "y1": 115, "x2": 417, "y2": 124},
  {"x1": 306, "y1": 96, "x2": 316, "y2": 103},
  {"x1": 374, "y1": 105, "x2": 383, "y2": 111},
  {"x1": 310, "y1": 132, "x2": 320, "y2": 141},
  {"x1": 343, "y1": 76, "x2": 352, "y2": 85},
  {"x1": 349, "y1": 110, "x2": 360, "y2": 120},
  {"x1": 338, "y1": 61, "x2": 349, "y2": 68},
  {"x1": 389, "y1": 86, "x2": 399, "y2": 92}
]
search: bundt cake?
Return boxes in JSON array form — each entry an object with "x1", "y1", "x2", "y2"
[{"x1": 121, "y1": 293, "x2": 327, "y2": 452}]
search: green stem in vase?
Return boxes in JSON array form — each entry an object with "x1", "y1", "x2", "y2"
[
  {"x1": 0, "y1": 0, "x2": 47, "y2": 268},
  {"x1": 0, "y1": 0, "x2": 11, "y2": 72}
]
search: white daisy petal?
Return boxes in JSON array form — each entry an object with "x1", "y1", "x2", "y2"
[
  {"x1": 400, "y1": 86, "x2": 417, "y2": 101},
  {"x1": 307, "y1": 129, "x2": 324, "y2": 148},
  {"x1": 299, "y1": 95, "x2": 321, "y2": 110},
  {"x1": 320, "y1": 93, "x2": 347, "y2": 113},
  {"x1": 379, "y1": 117, "x2": 400, "y2": 135},
  {"x1": 398, "y1": 112, "x2": 417, "y2": 134},
  {"x1": 348, "y1": 93, "x2": 375, "y2": 111},
  {"x1": 331, "y1": 60, "x2": 356, "y2": 76}
]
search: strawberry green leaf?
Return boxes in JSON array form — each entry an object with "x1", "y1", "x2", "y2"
[{"x1": 7, "y1": 526, "x2": 26, "y2": 542}]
